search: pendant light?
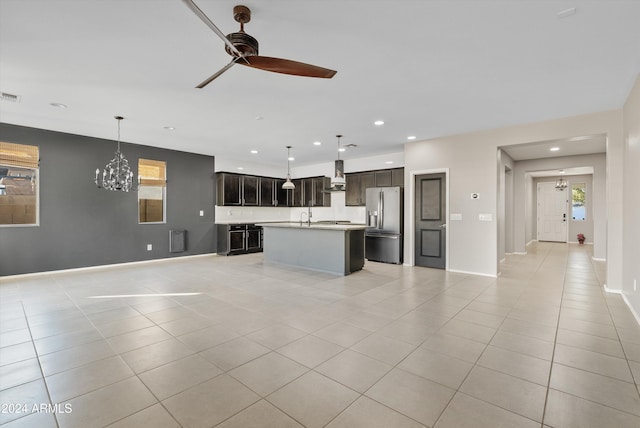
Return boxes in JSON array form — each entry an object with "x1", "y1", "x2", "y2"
[
  {"x1": 282, "y1": 146, "x2": 295, "y2": 190},
  {"x1": 555, "y1": 170, "x2": 568, "y2": 191},
  {"x1": 331, "y1": 134, "x2": 346, "y2": 190},
  {"x1": 94, "y1": 116, "x2": 135, "y2": 192}
]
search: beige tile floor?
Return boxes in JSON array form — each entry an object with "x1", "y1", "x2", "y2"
[{"x1": 1, "y1": 242, "x2": 639, "y2": 427}]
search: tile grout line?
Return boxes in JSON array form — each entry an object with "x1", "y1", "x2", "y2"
[
  {"x1": 538, "y1": 243, "x2": 572, "y2": 428},
  {"x1": 20, "y1": 295, "x2": 61, "y2": 428}
]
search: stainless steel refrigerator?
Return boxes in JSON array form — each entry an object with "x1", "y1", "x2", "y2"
[{"x1": 365, "y1": 186, "x2": 403, "y2": 264}]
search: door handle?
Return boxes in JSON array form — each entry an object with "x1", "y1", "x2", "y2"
[
  {"x1": 438, "y1": 224, "x2": 447, "y2": 228},
  {"x1": 379, "y1": 191, "x2": 384, "y2": 229}
]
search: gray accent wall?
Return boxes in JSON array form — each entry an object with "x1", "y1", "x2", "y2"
[{"x1": 0, "y1": 123, "x2": 216, "y2": 276}]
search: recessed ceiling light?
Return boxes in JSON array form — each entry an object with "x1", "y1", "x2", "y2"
[
  {"x1": 338, "y1": 148, "x2": 346, "y2": 152},
  {"x1": 374, "y1": 120, "x2": 384, "y2": 126},
  {"x1": 250, "y1": 150, "x2": 258, "y2": 154},
  {"x1": 313, "y1": 141, "x2": 322, "y2": 146},
  {"x1": 237, "y1": 167, "x2": 244, "y2": 170},
  {"x1": 407, "y1": 136, "x2": 416, "y2": 140},
  {"x1": 163, "y1": 126, "x2": 175, "y2": 131},
  {"x1": 385, "y1": 161, "x2": 394, "y2": 165},
  {"x1": 550, "y1": 147, "x2": 560, "y2": 152},
  {"x1": 288, "y1": 156, "x2": 295, "y2": 161},
  {"x1": 50, "y1": 102, "x2": 67, "y2": 108}
]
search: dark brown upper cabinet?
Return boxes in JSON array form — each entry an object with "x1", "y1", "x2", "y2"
[
  {"x1": 259, "y1": 178, "x2": 274, "y2": 206},
  {"x1": 242, "y1": 175, "x2": 259, "y2": 206},
  {"x1": 345, "y1": 171, "x2": 374, "y2": 206},
  {"x1": 274, "y1": 179, "x2": 288, "y2": 207},
  {"x1": 345, "y1": 167, "x2": 403, "y2": 206},
  {"x1": 391, "y1": 168, "x2": 404, "y2": 186},
  {"x1": 374, "y1": 170, "x2": 392, "y2": 187},
  {"x1": 217, "y1": 173, "x2": 242, "y2": 206},
  {"x1": 217, "y1": 172, "x2": 332, "y2": 207}
]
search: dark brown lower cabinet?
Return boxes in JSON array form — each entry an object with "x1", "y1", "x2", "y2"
[{"x1": 217, "y1": 224, "x2": 263, "y2": 255}]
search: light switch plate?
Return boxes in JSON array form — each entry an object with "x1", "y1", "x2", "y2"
[
  {"x1": 450, "y1": 213, "x2": 462, "y2": 221},
  {"x1": 479, "y1": 213, "x2": 492, "y2": 221},
  {"x1": 199, "y1": 210, "x2": 204, "y2": 216}
]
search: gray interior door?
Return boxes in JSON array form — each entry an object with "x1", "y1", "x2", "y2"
[{"x1": 415, "y1": 173, "x2": 446, "y2": 269}]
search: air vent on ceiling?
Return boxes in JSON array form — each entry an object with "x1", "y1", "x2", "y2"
[{"x1": 0, "y1": 92, "x2": 21, "y2": 103}]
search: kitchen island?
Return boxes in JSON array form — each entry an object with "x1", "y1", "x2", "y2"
[{"x1": 258, "y1": 222, "x2": 366, "y2": 275}]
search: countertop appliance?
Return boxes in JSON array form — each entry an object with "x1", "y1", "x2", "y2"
[{"x1": 365, "y1": 186, "x2": 403, "y2": 264}]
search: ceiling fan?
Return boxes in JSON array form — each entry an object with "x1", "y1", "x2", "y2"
[{"x1": 181, "y1": 0, "x2": 337, "y2": 88}]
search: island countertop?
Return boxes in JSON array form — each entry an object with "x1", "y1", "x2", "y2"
[{"x1": 257, "y1": 222, "x2": 366, "y2": 231}]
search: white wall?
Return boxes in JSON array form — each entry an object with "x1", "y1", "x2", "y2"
[
  {"x1": 290, "y1": 151, "x2": 404, "y2": 177},
  {"x1": 497, "y1": 150, "x2": 515, "y2": 264},
  {"x1": 404, "y1": 110, "x2": 624, "y2": 278},
  {"x1": 215, "y1": 156, "x2": 284, "y2": 177},
  {"x1": 622, "y1": 75, "x2": 640, "y2": 320}
]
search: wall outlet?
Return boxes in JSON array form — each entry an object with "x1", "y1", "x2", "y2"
[
  {"x1": 199, "y1": 210, "x2": 204, "y2": 217},
  {"x1": 146, "y1": 244, "x2": 152, "y2": 251}
]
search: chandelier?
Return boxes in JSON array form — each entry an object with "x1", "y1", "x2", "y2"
[
  {"x1": 95, "y1": 116, "x2": 135, "y2": 192},
  {"x1": 331, "y1": 134, "x2": 346, "y2": 190},
  {"x1": 282, "y1": 146, "x2": 295, "y2": 190},
  {"x1": 555, "y1": 171, "x2": 568, "y2": 191}
]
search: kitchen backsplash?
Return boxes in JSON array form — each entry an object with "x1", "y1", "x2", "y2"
[{"x1": 215, "y1": 192, "x2": 366, "y2": 224}]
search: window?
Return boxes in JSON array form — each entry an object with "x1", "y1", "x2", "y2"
[
  {"x1": 0, "y1": 142, "x2": 39, "y2": 226},
  {"x1": 138, "y1": 158, "x2": 166, "y2": 223},
  {"x1": 571, "y1": 182, "x2": 586, "y2": 221}
]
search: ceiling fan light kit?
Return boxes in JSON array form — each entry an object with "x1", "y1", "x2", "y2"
[{"x1": 181, "y1": 0, "x2": 337, "y2": 87}]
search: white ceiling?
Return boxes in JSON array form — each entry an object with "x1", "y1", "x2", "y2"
[
  {"x1": 1, "y1": 0, "x2": 639, "y2": 168},
  {"x1": 500, "y1": 134, "x2": 606, "y2": 161}
]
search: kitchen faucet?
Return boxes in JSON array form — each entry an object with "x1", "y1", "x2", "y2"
[{"x1": 300, "y1": 203, "x2": 312, "y2": 226}]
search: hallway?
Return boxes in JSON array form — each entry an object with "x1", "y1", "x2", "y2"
[{"x1": 0, "y1": 242, "x2": 639, "y2": 427}]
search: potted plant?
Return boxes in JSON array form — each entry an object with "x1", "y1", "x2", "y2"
[{"x1": 577, "y1": 233, "x2": 585, "y2": 245}]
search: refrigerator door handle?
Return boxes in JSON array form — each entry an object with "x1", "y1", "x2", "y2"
[
  {"x1": 379, "y1": 191, "x2": 384, "y2": 229},
  {"x1": 367, "y1": 234, "x2": 398, "y2": 239}
]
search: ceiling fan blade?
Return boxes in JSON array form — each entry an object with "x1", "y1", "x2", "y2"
[
  {"x1": 196, "y1": 59, "x2": 238, "y2": 88},
  {"x1": 240, "y1": 56, "x2": 337, "y2": 79},
  {"x1": 181, "y1": 0, "x2": 241, "y2": 57}
]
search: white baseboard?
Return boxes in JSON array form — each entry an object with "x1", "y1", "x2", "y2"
[
  {"x1": 604, "y1": 284, "x2": 621, "y2": 294},
  {"x1": 448, "y1": 268, "x2": 497, "y2": 278},
  {"x1": 621, "y1": 293, "x2": 640, "y2": 327},
  {"x1": 513, "y1": 252, "x2": 527, "y2": 255},
  {"x1": 0, "y1": 253, "x2": 218, "y2": 281}
]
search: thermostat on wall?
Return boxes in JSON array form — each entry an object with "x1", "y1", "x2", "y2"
[{"x1": 470, "y1": 193, "x2": 480, "y2": 200}]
